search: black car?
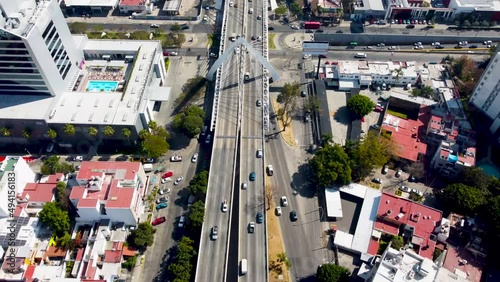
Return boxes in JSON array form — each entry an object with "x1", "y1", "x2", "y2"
[
  {"x1": 469, "y1": 45, "x2": 478, "y2": 48},
  {"x1": 406, "y1": 24, "x2": 415, "y2": 29},
  {"x1": 316, "y1": 29, "x2": 324, "y2": 33},
  {"x1": 268, "y1": 26, "x2": 275, "y2": 31},
  {"x1": 290, "y1": 211, "x2": 298, "y2": 221},
  {"x1": 305, "y1": 29, "x2": 314, "y2": 33},
  {"x1": 181, "y1": 25, "x2": 189, "y2": 30},
  {"x1": 435, "y1": 45, "x2": 445, "y2": 49},
  {"x1": 454, "y1": 45, "x2": 463, "y2": 49},
  {"x1": 336, "y1": 30, "x2": 343, "y2": 33}
]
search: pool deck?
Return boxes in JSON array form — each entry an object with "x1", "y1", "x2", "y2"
[{"x1": 74, "y1": 60, "x2": 129, "y2": 92}]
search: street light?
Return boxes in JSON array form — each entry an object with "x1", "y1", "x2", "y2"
[{"x1": 25, "y1": 148, "x2": 31, "y2": 156}]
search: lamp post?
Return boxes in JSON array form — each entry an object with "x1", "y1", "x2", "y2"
[{"x1": 25, "y1": 148, "x2": 31, "y2": 156}]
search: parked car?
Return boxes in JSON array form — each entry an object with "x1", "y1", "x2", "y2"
[
  {"x1": 256, "y1": 212, "x2": 263, "y2": 223},
  {"x1": 281, "y1": 196, "x2": 288, "y2": 207},
  {"x1": 411, "y1": 189, "x2": 424, "y2": 196},
  {"x1": 400, "y1": 185, "x2": 411, "y2": 193},
  {"x1": 161, "y1": 170, "x2": 173, "y2": 178},
  {"x1": 248, "y1": 222, "x2": 255, "y2": 233},
  {"x1": 275, "y1": 206, "x2": 282, "y2": 216},
  {"x1": 156, "y1": 202, "x2": 168, "y2": 210},
  {"x1": 221, "y1": 200, "x2": 228, "y2": 212},
  {"x1": 395, "y1": 169, "x2": 402, "y2": 178},
  {"x1": 73, "y1": 156, "x2": 83, "y2": 161},
  {"x1": 152, "y1": 217, "x2": 166, "y2": 226},
  {"x1": 159, "y1": 188, "x2": 171, "y2": 195},
  {"x1": 372, "y1": 178, "x2": 382, "y2": 184},
  {"x1": 161, "y1": 177, "x2": 171, "y2": 184},
  {"x1": 174, "y1": 176, "x2": 184, "y2": 185},
  {"x1": 170, "y1": 155, "x2": 182, "y2": 162},
  {"x1": 178, "y1": 216, "x2": 185, "y2": 227},
  {"x1": 290, "y1": 211, "x2": 298, "y2": 221},
  {"x1": 268, "y1": 26, "x2": 275, "y2": 30},
  {"x1": 382, "y1": 165, "x2": 389, "y2": 174},
  {"x1": 156, "y1": 197, "x2": 168, "y2": 204},
  {"x1": 191, "y1": 154, "x2": 198, "y2": 163}
]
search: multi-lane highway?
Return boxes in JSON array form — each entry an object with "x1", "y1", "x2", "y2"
[
  {"x1": 195, "y1": 1, "x2": 242, "y2": 281},
  {"x1": 239, "y1": 0, "x2": 266, "y2": 281}
]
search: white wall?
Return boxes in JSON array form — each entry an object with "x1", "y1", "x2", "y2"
[
  {"x1": 106, "y1": 208, "x2": 136, "y2": 226},
  {"x1": 75, "y1": 202, "x2": 100, "y2": 222},
  {"x1": 0, "y1": 157, "x2": 36, "y2": 218}
]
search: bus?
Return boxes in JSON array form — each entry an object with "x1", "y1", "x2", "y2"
[{"x1": 304, "y1": 21, "x2": 321, "y2": 29}]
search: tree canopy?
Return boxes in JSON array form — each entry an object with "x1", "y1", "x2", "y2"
[
  {"x1": 309, "y1": 144, "x2": 352, "y2": 187},
  {"x1": 188, "y1": 200, "x2": 205, "y2": 229},
  {"x1": 316, "y1": 264, "x2": 350, "y2": 282},
  {"x1": 39, "y1": 202, "x2": 70, "y2": 237},
  {"x1": 173, "y1": 106, "x2": 205, "y2": 137},
  {"x1": 55, "y1": 182, "x2": 71, "y2": 211},
  {"x1": 168, "y1": 236, "x2": 197, "y2": 282},
  {"x1": 346, "y1": 95, "x2": 375, "y2": 118},
  {"x1": 290, "y1": 2, "x2": 303, "y2": 17},
  {"x1": 40, "y1": 156, "x2": 76, "y2": 175},
  {"x1": 277, "y1": 82, "x2": 300, "y2": 131},
  {"x1": 188, "y1": 170, "x2": 209, "y2": 200},
  {"x1": 139, "y1": 121, "x2": 170, "y2": 158},
  {"x1": 438, "y1": 183, "x2": 486, "y2": 215},
  {"x1": 274, "y1": 5, "x2": 287, "y2": 16},
  {"x1": 127, "y1": 222, "x2": 155, "y2": 250}
]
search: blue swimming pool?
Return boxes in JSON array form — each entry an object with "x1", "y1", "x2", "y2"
[
  {"x1": 478, "y1": 162, "x2": 500, "y2": 178},
  {"x1": 86, "y1": 80, "x2": 119, "y2": 92}
]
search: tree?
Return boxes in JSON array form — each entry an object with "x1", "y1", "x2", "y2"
[
  {"x1": 22, "y1": 128, "x2": 31, "y2": 139},
  {"x1": 40, "y1": 156, "x2": 76, "y2": 175},
  {"x1": 188, "y1": 170, "x2": 209, "y2": 199},
  {"x1": 277, "y1": 82, "x2": 300, "y2": 131},
  {"x1": 188, "y1": 200, "x2": 205, "y2": 229},
  {"x1": 64, "y1": 124, "x2": 76, "y2": 136},
  {"x1": 127, "y1": 222, "x2": 155, "y2": 250},
  {"x1": 304, "y1": 96, "x2": 321, "y2": 113},
  {"x1": 290, "y1": 2, "x2": 303, "y2": 17},
  {"x1": 69, "y1": 22, "x2": 88, "y2": 34},
  {"x1": 347, "y1": 95, "x2": 375, "y2": 118},
  {"x1": 277, "y1": 252, "x2": 291, "y2": 269},
  {"x1": 485, "y1": 196, "x2": 500, "y2": 233},
  {"x1": 1, "y1": 127, "x2": 11, "y2": 137},
  {"x1": 438, "y1": 183, "x2": 486, "y2": 215},
  {"x1": 122, "y1": 128, "x2": 131, "y2": 139},
  {"x1": 56, "y1": 182, "x2": 71, "y2": 210},
  {"x1": 265, "y1": 186, "x2": 277, "y2": 210},
  {"x1": 171, "y1": 23, "x2": 181, "y2": 31},
  {"x1": 320, "y1": 133, "x2": 333, "y2": 147},
  {"x1": 57, "y1": 232, "x2": 75, "y2": 250},
  {"x1": 274, "y1": 5, "x2": 287, "y2": 17},
  {"x1": 309, "y1": 144, "x2": 352, "y2": 187},
  {"x1": 391, "y1": 236, "x2": 405, "y2": 250},
  {"x1": 347, "y1": 131, "x2": 395, "y2": 180},
  {"x1": 48, "y1": 128, "x2": 57, "y2": 139},
  {"x1": 168, "y1": 236, "x2": 197, "y2": 282},
  {"x1": 140, "y1": 121, "x2": 170, "y2": 158},
  {"x1": 103, "y1": 125, "x2": 115, "y2": 136},
  {"x1": 404, "y1": 162, "x2": 425, "y2": 179},
  {"x1": 459, "y1": 166, "x2": 493, "y2": 191},
  {"x1": 39, "y1": 202, "x2": 70, "y2": 237},
  {"x1": 316, "y1": 264, "x2": 350, "y2": 282},
  {"x1": 174, "y1": 106, "x2": 205, "y2": 137},
  {"x1": 412, "y1": 86, "x2": 434, "y2": 98},
  {"x1": 88, "y1": 127, "x2": 98, "y2": 137}
]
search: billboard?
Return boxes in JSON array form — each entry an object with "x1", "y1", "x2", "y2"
[{"x1": 302, "y1": 41, "x2": 329, "y2": 56}]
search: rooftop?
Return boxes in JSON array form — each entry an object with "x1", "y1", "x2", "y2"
[
  {"x1": 450, "y1": 0, "x2": 500, "y2": 10},
  {"x1": 162, "y1": 0, "x2": 182, "y2": 11},
  {"x1": 334, "y1": 60, "x2": 419, "y2": 78},
  {"x1": 63, "y1": 0, "x2": 120, "y2": 7},
  {"x1": 20, "y1": 173, "x2": 64, "y2": 204},
  {"x1": 119, "y1": 0, "x2": 144, "y2": 5},
  {"x1": 443, "y1": 247, "x2": 483, "y2": 282},
  {"x1": 372, "y1": 193, "x2": 442, "y2": 260}
]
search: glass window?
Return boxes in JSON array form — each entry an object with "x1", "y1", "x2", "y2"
[{"x1": 42, "y1": 21, "x2": 54, "y2": 38}]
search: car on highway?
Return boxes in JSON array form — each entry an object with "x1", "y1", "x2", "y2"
[
  {"x1": 205, "y1": 134, "x2": 212, "y2": 144},
  {"x1": 169, "y1": 52, "x2": 178, "y2": 56},
  {"x1": 156, "y1": 197, "x2": 168, "y2": 204},
  {"x1": 275, "y1": 206, "x2": 282, "y2": 216},
  {"x1": 256, "y1": 100, "x2": 262, "y2": 107},
  {"x1": 290, "y1": 211, "x2": 298, "y2": 221},
  {"x1": 400, "y1": 185, "x2": 411, "y2": 193},
  {"x1": 382, "y1": 165, "x2": 389, "y2": 174},
  {"x1": 431, "y1": 42, "x2": 440, "y2": 46},
  {"x1": 156, "y1": 202, "x2": 168, "y2": 210},
  {"x1": 170, "y1": 155, "x2": 182, "y2": 162},
  {"x1": 336, "y1": 30, "x2": 343, "y2": 33},
  {"x1": 211, "y1": 226, "x2": 218, "y2": 240},
  {"x1": 414, "y1": 42, "x2": 422, "y2": 46},
  {"x1": 242, "y1": 181, "x2": 248, "y2": 190},
  {"x1": 256, "y1": 149, "x2": 263, "y2": 158},
  {"x1": 249, "y1": 172, "x2": 256, "y2": 181},
  {"x1": 268, "y1": 26, "x2": 275, "y2": 30},
  {"x1": 281, "y1": 196, "x2": 288, "y2": 207},
  {"x1": 395, "y1": 169, "x2": 402, "y2": 178},
  {"x1": 256, "y1": 212, "x2": 263, "y2": 223},
  {"x1": 181, "y1": 25, "x2": 189, "y2": 30},
  {"x1": 484, "y1": 40, "x2": 493, "y2": 45},
  {"x1": 406, "y1": 24, "x2": 415, "y2": 29},
  {"x1": 221, "y1": 200, "x2": 228, "y2": 212},
  {"x1": 161, "y1": 177, "x2": 171, "y2": 184},
  {"x1": 174, "y1": 176, "x2": 184, "y2": 185},
  {"x1": 257, "y1": 15, "x2": 262, "y2": 20},
  {"x1": 159, "y1": 188, "x2": 171, "y2": 195},
  {"x1": 414, "y1": 45, "x2": 424, "y2": 50},
  {"x1": 178, "y1": 216, "x2": 185, "y2": 228},
  {"x1": 191, "y1": 153, "x2": 198, "y2": 163},
  {"x1": 248, "y1": 222, "x2": 255, "y2": 233},
  {"x1": 150, "y1": 24, "x2": 160, "y2": 28},
  {"x1": 435, "y1": 45, "x2": 445, "y2": 49},
  {"x1": 267, "y1": 165, "x2": 274, "y2": 176},
  {"x1": 162, "y1": 171, "x2": 173, "y2": 178},
  {"x1": 469, "y1": 45, "x2": 478, "y2": 48},
  {"x1": 152, "y1": 216, "x2": 166, "y2": 226},
  {"x1": 372, "y1": 177, "x2": 382, "y2": 184}
]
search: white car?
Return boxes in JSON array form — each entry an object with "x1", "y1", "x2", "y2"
[
  {"x1": 291, "y1": 25, "x2": 300, "y2": 30},
  {"x1": 229, "y1": 1, "x2": 233, "y2": 7},
  {"x1": 257, "y1": 15, "x2": 262, "y2": 20},
  {"x1": 203, "y1": 15, "x2": 208, "y2": 21},
  {"x1": 400, "y1": 185, "x2": 411, "y2": 193},
  {"x1": 170, "y1": 52, "x2": 178, "y2": 56},
  {"x1": 242, "y1": 181, "x2": 248, "y2": 190},
  {"x1": 411, "y1": 188, "x2": 424, "y2": 196},
  {"x1": 161, "y1": 177, "x2": 171, "y2": 184},
  {"x1": 275, "y1": 206, "x2": 282, "y2": 216},
  {"x1": 174, "y1": 176, "x2": 184, "y2": 185},
  {"x1": 256, "y1": 149, "x2": 263, "y2": 158},
  {"x1": 191, "y1": 153, "x2": 198, "y2": 163},
  {"x1": 159, "y1": 188, "x2": 171, "y2": 195},
  {"x1": 395, "y1": 169, "x2": 402, "y2": 178},
  {"x1": 281, "y1": 196, "x2": 288, "y2": 207},
  {"x1": 178, "y1": 216, "x2": 185, "y2": 227},
  {"x1": 221, "y1": 200, "x2": 228, "y2": 212},
  {"x1": 73, "y1": 156, "x2": 83, "y2": 161}
]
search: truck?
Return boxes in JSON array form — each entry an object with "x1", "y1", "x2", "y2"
[
  {"x1": 143, "y1": 164, "x2": 153, "y2": 172},
  {"x1": 229, "y1": 33, "x2": 236, "y2": 42}
]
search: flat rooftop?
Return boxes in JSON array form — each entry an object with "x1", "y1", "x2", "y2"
[
  {"x1": 63, "y1": 0, "x2": 119, "y2": 7},
  {"x1": 163, "y1": 0, "x2": 182, "y2": 11}
]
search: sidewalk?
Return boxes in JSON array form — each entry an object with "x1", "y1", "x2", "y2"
[{"x1": 66, "y1": 15, "x2": 201, "y2": 25}]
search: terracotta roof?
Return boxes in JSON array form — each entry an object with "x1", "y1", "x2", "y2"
[
  {"x1": 45, "y1": 246, "x2": 67, "y2": 258},
  {"x1": 76, "y1": 161, "x2": 141, "y2": 181},
  {"x1": 22, "y1": 183, "x2": 56, "y2": 203},
  {"x1": 104, "y1": 250, "x2": 122, "y2": 263},
  {"x1": 444, "y1": 247, "x2": 482, "y2": 282},
  {"x1": 122, "y1": 246, "x2": 137, "y2": 257},
  {"x1": 120, "y1": 0, "x2": 144, "y2": 5}
]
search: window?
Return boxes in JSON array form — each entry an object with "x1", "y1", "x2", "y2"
[{"x1": 42, "y1": 21, "x2": 54, "y2": 38}]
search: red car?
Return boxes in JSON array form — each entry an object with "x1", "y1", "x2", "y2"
[
  {"x1": 162, "y1": 171, "x2": 173, "y2": 178},
  {"x1": 374, "y1": 106, "x2": 384, "y2": 112},
  {"x1": 163, "y1": 51, "x2": 169, "y2": 56},
  {"x1": 152, "y1": 216, "x2": 166, "y2": 226}
]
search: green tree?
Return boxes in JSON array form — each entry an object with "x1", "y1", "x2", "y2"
[
  {"x1": 48, "y1": 128, "x2": 57, "y2": 139},
  {"x1": 68, "y1": 22, "x2": 88, "y2": 34},
  {"x1": 320, "y1": 133, "x2": 333, "y2": 147},
  {"x1": 103, "y1": 125, "x2": 115, "y2": 136},
  {"x1": 174, "y1": 106, "x2": 205, "y2": 137},
  {"x1": 347, "y1": 132, "x2": 395, "y2": 180},
  {"x1": 188, "y1": 200, "x2": 205, "y2": 228},
  {"x1": 277, "y1": 252, "x2": 291, "y2": 269},
  {"x1": 188, "y1": 170, "x2": 209, "y2": 199},
  {"x1": 171, "y1": 23, "x2": 181, "y2": 31},
  {"x1": 412, "y1": 85, "x2": 434, "y2": 98},
  {"x1": 277, "y1": 82, "x2": 300, "y2": 131},
  {"x1": 274, "y1": 5, "x2": 287, "y2": 17},
  {"x1": 347, "y1": 95, "x2": 375, "y2": 118},
  {"x1": 122, "y1": 128, "x2": 131, "y2": 139},
  {"x1": 316, "y1": 264, "x2": 350, "y2": 282},
  {"x1": 438, "y1": 183, "x2": 486, "y2": 215},
  {"x1": 309, "y1": 144, "x2": 352, "y2": 187},
  {"x1": 168, "y1": 236, "x2": 197, "y2": 281},
  {"x1": 39, "y1": 202, "x2": 70, "y2": 237},
  {"x1": 290, "y1": 2, "x2": 303, "y2": 17},
  {"x1": 88, "y1": 127, "x2": 98, "y2": 137},
  {"x1": 485, "y1": 196, "x2": 500, "y2": 233},
  {"x1": 40, "y1": 156, "x2": 75, "y2": 175},
  {"x1": 122, "y1": 255, "x2": 137, "y2": 271},
  {"x1": 57, "y1": 232, "x2": 75, "y2": 250},
  {"x1": 391, "y1": 236, "x2": 405, "y2": 250},
  {"x1": 304, "y1": 96, "x2": 321, "y2": 113},
  {"x1": 1, "y1": 127, "x2": 11, "y2": 137},
  {"x1": 130, "y1": 30, "x2": 150, "y2": 40},
  {"x1": 64, "y1": 124, "x2": 76, "y2": 136},
  {"x1": 459, "y1": 166, "x2": 493, "y2": 191},
  {"x1": 127, "y1": 222, "x2": 155, "y2": 250},
  {"x1": 56, "y1": 182, "x2": 71, "y2": 210},
  {"x1": 22, "y1": 128, "x2": 31, "y2": 139},
  {"x1": 140, "y1": 121, "x2": 170, "y2": 158}
]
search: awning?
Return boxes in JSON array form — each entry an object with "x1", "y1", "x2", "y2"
[
  {"x1": 102, "y1": 55, "x2": 111, "y2": 59},
  {"x1": 148, "y1": 86, "x2": 171, "y2": 102},
  {"x1": 372, "y1": 230, "x2": 382, "y2": 239}
]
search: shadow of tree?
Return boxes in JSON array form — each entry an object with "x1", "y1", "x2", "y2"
[
  {"x1": 151, "y1": 246, "x2": 177, "y2": 282},
  {"x1": 291, "y1": 162, "x2": 316, "y2": 198},
  {"x1": 333, "y1": 105, "x2": 351, "y2": 125},
  {"x1": 167, "y1": 131, "x2": 194, "y2": 151}
]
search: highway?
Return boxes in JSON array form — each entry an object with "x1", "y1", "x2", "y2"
[
  {"x1": 239, "y1": 0, "x2": 266, "y2": 281},
  {"x1": 194, "y1": 1, "x2": 242, "y2": 281}
]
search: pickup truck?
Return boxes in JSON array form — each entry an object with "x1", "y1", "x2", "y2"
[{"x1": 170, "y1": 155, "x2": 182, "y2": 162}]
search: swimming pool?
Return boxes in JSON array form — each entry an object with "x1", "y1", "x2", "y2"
[
  {"x1": 478, "y1": 162, "x2": 500, "y2": 178},
  {"x1": 86, "y1": 80, "x2": 119, "y2": 92}
]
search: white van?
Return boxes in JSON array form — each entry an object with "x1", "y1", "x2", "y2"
[
  {"x1": 240, "y1": 259, "x2": 248, "y2": 275},
  {"x1": 249, "y1": 8, "x2": 253, "y2": 14},
  {"x1": 355, "y1": 53, "x2": 367, "y2": 58}
]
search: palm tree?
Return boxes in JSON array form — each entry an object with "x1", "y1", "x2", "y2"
[
  {"x1": 103, "y1": 126, "x2": 115, "y2": 137},
  {"x1": 64, "y1": 124, "x2": 76, "y2": 136},
  {"x1": 122, "y1": 128, "x2": 131, "y2": 139},
  {"x1": 88, "y1": 127, "x2": 98, "y2": 137},
  {"x1": 48, "y1": 128, "x2": 57, "y2": 139},
  {"x1": 22, "y1": 128, "x2": 31, "y2": 139},
  {"x1": 1, "y1": 127, "x2": 11, "y2": 137}
]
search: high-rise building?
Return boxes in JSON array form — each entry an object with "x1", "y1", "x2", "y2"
[
  {"x1": 0, "y1": 0, "x2": 83, "y2": 96},
  {"x1": 469, "y1": 47, "x2": 500, "y2": 135}
]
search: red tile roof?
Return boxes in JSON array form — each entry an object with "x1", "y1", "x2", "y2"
[
  {"x1": 122, "y1": 246, "x2": 137, "y2": 257},
  {"x1": 23, "y1": 265, "x2": 36, "y2": 280},
  {"x1": 368, "y1": 239, "x2": 380, "y2": 255},
  {"x1": 120, "y1": 0, "x2": 144, "y2": 5},
  {"x1": 373, "y1": 193, "x2": 442, "y2": 259},
  {"x1": 21, "y1": 183, "x2": 56, "y2": 203},
  {"x1": 382, "y1": 106, "x2": 430, "y2": 162},
  {"x1": 77, "y1": 161, "x2": 140, "y2": 182},
  {"x1": 444, "y1": 247, "x2": 482, "y2": 282},
  {"x1": 44, "y1": 246, "x2": 67, "y2": 258},
  {"x1": 104, "y1": 250, "x2": 122, "y2": 263}
]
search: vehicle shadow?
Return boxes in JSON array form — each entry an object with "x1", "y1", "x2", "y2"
[{"x1": 290, "y1": 163, "x2": 316, "y2": 198}]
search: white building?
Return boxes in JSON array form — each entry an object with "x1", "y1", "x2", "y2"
[
  {"x1": 319, "y1": 60, "x2": 420, "y2": 90},
  {"x1": 0, "y1": 0, "x2": 170, "y2": 146},
  {"x1": 469, "y1": 48, "x2": 500, "y2": 135},
  {"x1": 69, "y1": 161, "x2": 147, "y2": 226},
  {"x1": 0, "y1": 157, "x2": 36, "y2": 218}
]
